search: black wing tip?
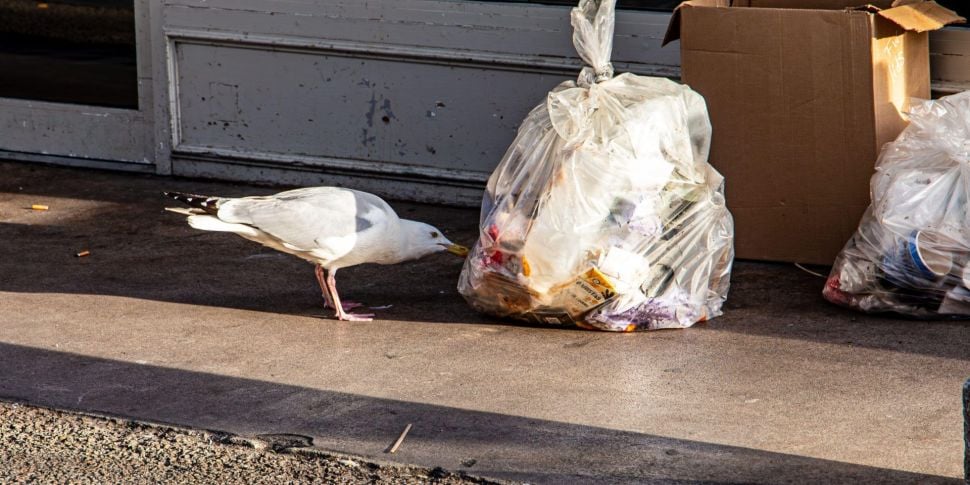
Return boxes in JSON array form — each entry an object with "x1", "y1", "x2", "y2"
[
  {"x1": 164, "y1": 191, "x2": 222, "y2": 214},
  {"x1": 164, "y1": 190, "x2": 206, "y2": 198}
]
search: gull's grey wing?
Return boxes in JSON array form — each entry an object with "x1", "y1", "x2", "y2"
[{"x1": 215, "y1": 187, "x2": 397, "y2": 252}]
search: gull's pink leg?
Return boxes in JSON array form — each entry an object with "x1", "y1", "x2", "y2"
[
  {"x1": 315, "y1": 265, "x2": 335, "y2": 309},
  {"x1": 325, "y1": 269, "x2": 374, "y2": 321},
  {"x1": 316, "y1": 265, "x2": 363, "y2": 312}
]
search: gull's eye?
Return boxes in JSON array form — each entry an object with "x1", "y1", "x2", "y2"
[{"x1": 430, "y1": 231, "x2": 439, "y2": 238}]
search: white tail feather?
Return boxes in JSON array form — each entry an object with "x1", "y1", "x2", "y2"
[
  {"x1": 164, "y1": 207, "x2": 203, "y2": 216},
  {"x1": 187, "y1": 215, "x2": 262, "y2": 238}
]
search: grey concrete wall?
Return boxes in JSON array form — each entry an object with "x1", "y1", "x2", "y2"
[
  {"x1": 3, "y1": 1, "x2": 970, "y2": 207},
  {"x1": 158, "y1": 0, "x2": 678, "y2": 205}
]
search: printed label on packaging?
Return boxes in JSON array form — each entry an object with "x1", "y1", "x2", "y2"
[
  {"x1": 552, "y1": 268, "x2": 617, "y2": 317},
  {"x1": 528, "y1": 310, "x2": 576, "y2": 326}
]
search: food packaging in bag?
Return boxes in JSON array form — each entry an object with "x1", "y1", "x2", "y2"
[
  {"x1": 457, "y1": 0, "x2": 734, "y2": 331},
  {"x1": 825, "y1": 91, "x2": 970, "y2": 317}
]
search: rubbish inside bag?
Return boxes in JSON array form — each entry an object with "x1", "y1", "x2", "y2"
[
  {"x1": 457, "y1": 0, "x2": 735, "y2": 331},
  {"x1": 824, "y1": 90, "x2": 970, "y2": 317}
]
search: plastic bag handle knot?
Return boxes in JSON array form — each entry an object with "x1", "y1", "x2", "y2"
[
  {"x1": 578, "y1": 64, "x2": 615, "y2": 87},
  {"x1": 571, "y1": 0, "x2": 617, "y2": 86}
]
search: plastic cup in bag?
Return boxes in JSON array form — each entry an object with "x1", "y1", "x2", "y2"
[
  {"x1": 881, "y1": 230, "x2": 952, "y2": 286},
  {"x1": 879, "y1": 230, "x2": 952, "y2": 309},
  {"x1": 457, "y1": 0, "x2": 734, "y2": 331},
  {"x1": 825, "y1": 90, "x2": 970, "y2": 317}
]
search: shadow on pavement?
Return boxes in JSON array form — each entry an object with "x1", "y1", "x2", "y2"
[
  {"x1": 2, "y1": 160, "x2": 969, "y2": 360},
  {"x1": 0, "y1": 162, "x2": 492, "y2": 325},
  {"x1": 0, "y1": 341, "x2": 957, "y2": 484}
]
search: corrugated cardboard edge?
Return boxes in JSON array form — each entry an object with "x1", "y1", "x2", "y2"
[
  {"x1": 664, "y1": 1, "x2": 965, "y2": 45},
  {"x1": 662, "y1": 0, "x2": 728, "y2": 46},
  {"x1": 878, "y1": 1, "x2": 965, "y2": 32}
]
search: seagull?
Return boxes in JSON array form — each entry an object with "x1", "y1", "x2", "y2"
[{"x1": 164, "y1": 187, "x2": 468, "y2": 321}]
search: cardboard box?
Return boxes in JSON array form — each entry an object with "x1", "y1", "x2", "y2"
[{"x1": 664, "y1": 0, "x2": 963, "y2": 264}]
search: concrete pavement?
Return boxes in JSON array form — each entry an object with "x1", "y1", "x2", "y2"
[{"x1": 0, "y1": 160, "x2": 968, "y2": 483}]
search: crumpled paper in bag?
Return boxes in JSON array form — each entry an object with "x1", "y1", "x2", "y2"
[
  {"x1": 825, "y1": 91, "x2": 970, "y2": 318},
  {"x1": 458, "y1": 0, "x2": 734, "y2": 331}
]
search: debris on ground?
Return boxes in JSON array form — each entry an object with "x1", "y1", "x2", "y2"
[{"x1": 0, "y1": 401, "x2": 506, "y2": 484}]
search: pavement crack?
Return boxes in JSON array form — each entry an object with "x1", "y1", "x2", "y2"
[{"x1": 251, "y1": 433, "x2": 314, "y2": 452}]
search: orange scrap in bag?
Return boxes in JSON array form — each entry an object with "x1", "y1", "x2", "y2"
[{"x1": 456, "y1": 0, "x2": 734, "y2": 331}]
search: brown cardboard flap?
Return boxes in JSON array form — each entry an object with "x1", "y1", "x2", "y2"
[
  {"x1": 662, "y1": 0, "x2": 729, "y2": 46},
  {"x1": 748, "y1": 0, "x2": 891, "y2": 8},
  {"x1": 878, "y1": 1, "x2": 965, "y2": 32}
]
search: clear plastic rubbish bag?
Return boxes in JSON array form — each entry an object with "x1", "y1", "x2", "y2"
[
  {"x1": 457, "y1": 0, "x2": 734, "y2": 331},
  {"x1": 824, "y1": 91, "x2": 970, "y2": 317}
]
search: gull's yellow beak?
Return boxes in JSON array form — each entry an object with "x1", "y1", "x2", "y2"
[{"x1": 444, "y1": 243, "x2": 469, "y2": 257}]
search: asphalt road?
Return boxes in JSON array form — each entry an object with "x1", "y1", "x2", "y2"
[{"x1": 0, "y1": 400, "x2": 504, "y2": 484}]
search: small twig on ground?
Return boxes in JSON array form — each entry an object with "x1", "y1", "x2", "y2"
[
  {"x1": 794, "y1": 263, "x2": 826, "y2": 278},
  {"x1": 386, "y1": 424, "x2": 412, "y2": 454}
]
